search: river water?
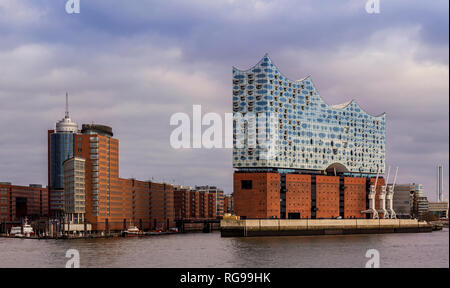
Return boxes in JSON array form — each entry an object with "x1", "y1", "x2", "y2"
[{"x1": 0, "y1": 229, "x2": 448, "y2": 268}]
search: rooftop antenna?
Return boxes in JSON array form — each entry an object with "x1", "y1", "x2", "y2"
[{"x1": 65, "y1": 92, "x2": 69, "y2": 118}]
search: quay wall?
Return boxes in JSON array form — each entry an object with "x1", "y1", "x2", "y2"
[{"x1": 220, "y1": 219, "x2": 432, "y2": 237}]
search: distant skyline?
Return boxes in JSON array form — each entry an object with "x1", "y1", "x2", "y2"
[{"x1": 0, "y1": 0, "x2": 448, "y2": 200}]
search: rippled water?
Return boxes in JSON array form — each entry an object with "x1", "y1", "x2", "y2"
[{"x1": 0, "y1": 229, "x2": 448, "y2": 268}]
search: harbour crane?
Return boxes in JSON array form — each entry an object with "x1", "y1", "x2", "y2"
[
  {"x1": 386, "y1": 167, "x2": 398, "y2": 219},
  {"x1": 362, "y1": 168, "x2": 379, "y2": 219},
  {"x1": 378, "y1": 166, "x2": 390, "y2": 219}
]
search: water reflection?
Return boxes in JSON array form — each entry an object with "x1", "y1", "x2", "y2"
[{"x1": 0, "y1": 229, "x2": 448, "y2": 268}]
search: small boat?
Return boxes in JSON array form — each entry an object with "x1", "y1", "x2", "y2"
[
  {"x1": 10, "y1": 221, "x2": 34, "y2": 238},
  {"x1": 122, "y1": 225, "x2": 144, "y2": 236}
]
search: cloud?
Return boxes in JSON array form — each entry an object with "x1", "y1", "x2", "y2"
[{"x1": 0, "y1": 0, "x2": 448, "y2": 199}]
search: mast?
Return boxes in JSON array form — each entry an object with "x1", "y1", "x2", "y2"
[{"x1": 65, "y1": 92, "x2": 69, "y2": 118}]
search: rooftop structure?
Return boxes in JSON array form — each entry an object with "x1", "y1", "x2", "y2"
[
  {"x1": 81, "y1": 124, "x2": 113, "y2": 137},
  {"x1": 55, "y1": 93, "x2": 78, "y2": 133}
]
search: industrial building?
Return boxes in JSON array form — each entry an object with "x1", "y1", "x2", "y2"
[
  {"x1": 232, "y1": 55, "x2": 388, "y2": 219},
  {"x1": 393, "y1": 184, "x2": 414, "y2": 218},
  {"x1": 428, "y1": 202, "x2": 448, "y2": 219},
  {"x1": 173, "y1": 186, "x2": 217, "y2": 220}
]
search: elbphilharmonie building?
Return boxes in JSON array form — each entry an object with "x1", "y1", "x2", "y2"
[
  {"x1": 232, "y1": 55, "x2": 387, "y2": 220},
  {"x1": 232, "y1": 54, "x2": 385, "y2": 175}
]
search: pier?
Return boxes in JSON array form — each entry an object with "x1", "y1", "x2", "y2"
[
  {"x1": 175, "y1": 219, "x2": 220, "y2": 233},
  {"x1": 220, "y1": 219, "x2": 435, "y2": 237}
]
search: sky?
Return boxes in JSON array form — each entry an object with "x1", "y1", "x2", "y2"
[{"x1": 0, "y1": 0, "x2": 448, "y2": 200}]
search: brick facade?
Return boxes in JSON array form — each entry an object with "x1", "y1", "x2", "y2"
[
  {"x1": 234, "y1": 172, "x2": 375, "y2": 220},
  {"x1": 285, "y1": 174, "x2": 311, "y2": 219},
  {"x1": 344, "y1": 177, "x2": 367, "y2": 218},
  {"x1": 0, "y1": 183, "x2": 48, "y2": 222},
  {"x1": 316, "y1": 176, "x2": 340, "y2": 219},
  {"x1": 233, "y1": 172, "x2": 280, "y2": 219}
]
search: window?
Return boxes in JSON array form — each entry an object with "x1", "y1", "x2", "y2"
[{"x1": 241, "y1": 180, "x2": 252, "y2": 190}]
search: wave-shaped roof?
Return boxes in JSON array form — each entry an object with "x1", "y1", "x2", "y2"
[{"x1": 233, "y1": 54, "x2": 386, "y2": 118}]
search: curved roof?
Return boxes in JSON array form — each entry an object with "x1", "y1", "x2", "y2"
[{"x1": 233, "y1": 54, "x2": 386, "y2": 118}]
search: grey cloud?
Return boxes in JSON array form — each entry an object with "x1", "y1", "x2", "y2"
[{"x1": 0, "y1": 0, "x2": 448, "y2": 198}]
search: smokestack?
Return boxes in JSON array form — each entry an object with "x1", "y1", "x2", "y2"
[{"x1": 437, "y1": 165, "x2": 443, "y2": 202}]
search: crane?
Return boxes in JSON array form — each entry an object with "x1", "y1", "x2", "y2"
[
  {"x1": 386, "y1": 167, "x2": 398, "y2": 219},
  {"x1": 362, "y1": 168, "x2": 379, "y2": 219}
]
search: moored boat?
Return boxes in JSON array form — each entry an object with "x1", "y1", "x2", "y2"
[
  {"x1": 122, "y1": 225, "x2": 144, "y2": 236},
  {"x1": 10, "y1": 220, "x2": 34, "y2": 238}
]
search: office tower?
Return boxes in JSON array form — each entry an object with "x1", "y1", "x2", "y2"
[
  {"x1": 74, "y1": 124, "x2": 120, "y2": 231},
  {"x1": 63, "y1": 157, "x2": 86, "y2": 224},
  {"x1": 48, "y1": 94, "x2": 78, "y2": 216}
]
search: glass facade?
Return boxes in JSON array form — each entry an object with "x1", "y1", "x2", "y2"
[
  {"x1": 50, "y1": 133, "x2": 75, "y2": 189},
  {"x1": 232, "y1": 55, "x2": 386, "y2": 174}
]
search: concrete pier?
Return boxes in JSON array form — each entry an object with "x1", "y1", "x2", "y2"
[{"x1": 220, "y1": 219, "x2": 433, "y2": 237}]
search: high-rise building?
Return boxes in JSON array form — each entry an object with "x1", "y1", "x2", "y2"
[
  {"x1": 63, "y1": 157, "x2": 86, "y2": 224},
  {"x1": 232, "y1": 55, "x2": 387, "y2": 219},
  {"x1": 45, "y1": 101, "x2": 183, "y2": 232},
  {"x1": 48, "y1": 94, "x2": 78, "y2": 216},
  {"x1": 73, "y1": 124, "x2": 121, "y2": 231}
]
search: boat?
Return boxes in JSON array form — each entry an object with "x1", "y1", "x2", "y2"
[
  {"x1": 122, "y1": 225, "x2": 144, "y2": 236},
  {"x1": 10, "y1": 220, "x2": 34, "y2": 238}
]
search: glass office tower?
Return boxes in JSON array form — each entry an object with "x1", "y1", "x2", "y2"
[{"x1": 48, "y1": 95, "x2": 78, "y2": 215}]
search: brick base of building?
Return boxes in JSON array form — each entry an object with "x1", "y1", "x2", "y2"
[{"x1": 234, "y1": 171, "x2": 385, "y2": 219}]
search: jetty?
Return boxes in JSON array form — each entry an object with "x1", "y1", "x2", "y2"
[{"x1": 220, "y1": 219, "x2": 435, "y2": 237}]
